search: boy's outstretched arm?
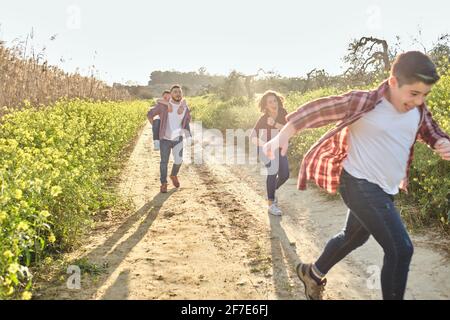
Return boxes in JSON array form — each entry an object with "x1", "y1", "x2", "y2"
[
  {"x1": 434, "y1": 138, "x2": 450, "y2": 160},
  {"x1": 250, "y1": 128, "x2": 274, "y2": 147},
  {"x1": 263, "y1": 91, "x2": 355, "y2": 160},
  {"x1": 262, "y1": 123, "x2": 295, "y2": 159}
]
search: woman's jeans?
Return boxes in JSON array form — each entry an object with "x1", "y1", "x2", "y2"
[
  {"x1": 259, "y1": 147, "x2": 289, "y2": 201},
  {"x1": 314, "y1": 169, "x2": 414, "y2": 300}
]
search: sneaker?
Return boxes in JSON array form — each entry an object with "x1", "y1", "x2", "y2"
[
  {"x1": 296, "y1": 263, "x2": 327, "y2": 300},
  {"x1": 268, "y1": 203, "x2": 282, "y2": 216},
  {"x1": 153, "y1": 140, "x2": 160, "y2": 151},
  {"x1": 160, "y1": 183, "x2": 168, "y2": 193},
  {"x1": 170, "y1": 175, "x2": 180, "y2": 188}
]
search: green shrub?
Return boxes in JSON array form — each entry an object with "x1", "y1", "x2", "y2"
[
  {"x1": 406, "y1": 72, "x2": 450, "y2": 227},
  {"x1": 0, "y1": 99, "x2": 148, "y2": 299}
]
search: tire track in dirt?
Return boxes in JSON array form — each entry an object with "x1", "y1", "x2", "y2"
[
  {"x1": 35, "y1": 123, "x2": 303, "y2": 299},
  {"x1": 192, "y1": 163, "x2": 307, "y2": 300}
]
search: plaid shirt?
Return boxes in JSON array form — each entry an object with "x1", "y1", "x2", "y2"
[{"x1": 286, "y1": 80, "x2": 450, "y2": 194}]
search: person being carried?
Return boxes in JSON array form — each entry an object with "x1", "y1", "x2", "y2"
[{"x1": 149, "y1": 90, "x2": 171, "y2": 151}]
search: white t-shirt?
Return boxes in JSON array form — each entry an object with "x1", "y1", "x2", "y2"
[
  {"x1": 342, "y1": 98, "x2": 420, "y2": 195},
  {"x1": 163, "y1": 100, "x2": 187, "y2": 141}
]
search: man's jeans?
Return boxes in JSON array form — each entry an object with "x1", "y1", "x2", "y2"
[
  {"x1": 152, "y1": 119, "x2": 161, "y2": 141},
  {"x1": 314, "y1": 169, "x2": 414, "y2": 300},
  {"x1": 160, "y1": 137, "x2": 183, "y2": 184}
]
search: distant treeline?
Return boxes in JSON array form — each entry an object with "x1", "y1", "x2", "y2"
[{"x1": 119, "y1": 34, "x2": 449, "y2": 100}]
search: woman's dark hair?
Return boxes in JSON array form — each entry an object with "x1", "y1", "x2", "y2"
[{"x1": 258, "y1": 90, "x2": 284, "y2": 113}]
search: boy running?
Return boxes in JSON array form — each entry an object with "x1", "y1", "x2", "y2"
[{"x1": 263, "y1": 51, "x2": 450, "y2": 300}]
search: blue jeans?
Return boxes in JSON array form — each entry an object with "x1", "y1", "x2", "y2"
[
  {"x1": 152, "y1": 119, "x2": 161, "y2": 141},
  {"x1": 259, "y1": 147, "x2": 290, "y2": 201},
  {"x1": 160, "y1": 137, "x2": 183, "y2": 184},
  {"x1": 314, "y1": 169, "x2": 414, "y2": 300}
]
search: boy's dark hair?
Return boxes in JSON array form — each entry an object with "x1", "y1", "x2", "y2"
[
  {"x1": 170, "y1": 85, "x2": 182, "y2": 92},
  {"x1": 391, "y1": 51, "x2": 440, "y2": 86},
  {"x1": 162, "y1": 90, "x2": 171, "y2": 96}
]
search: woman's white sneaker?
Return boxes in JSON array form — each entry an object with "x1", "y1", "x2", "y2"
[{"x1": 268, "y1": 203, "x2": 282, "y2": 216}]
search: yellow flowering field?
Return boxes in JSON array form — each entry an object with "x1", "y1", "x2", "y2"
[{"x1": 0, "y1": 99, "x2": 148, "y2": 299}]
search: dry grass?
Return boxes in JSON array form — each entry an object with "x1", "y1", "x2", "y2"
[{"x1": 0, "y1": 35, "x2": 130, "y2": 116}]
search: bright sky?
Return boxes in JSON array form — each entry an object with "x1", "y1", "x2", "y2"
[{"x1": 1, "y1": 0, "x2": 448, "y2": 85}]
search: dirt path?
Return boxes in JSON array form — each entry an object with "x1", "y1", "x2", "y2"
[{"x1": 35, "y1": 123, "x2": 450, "y2": 300}]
